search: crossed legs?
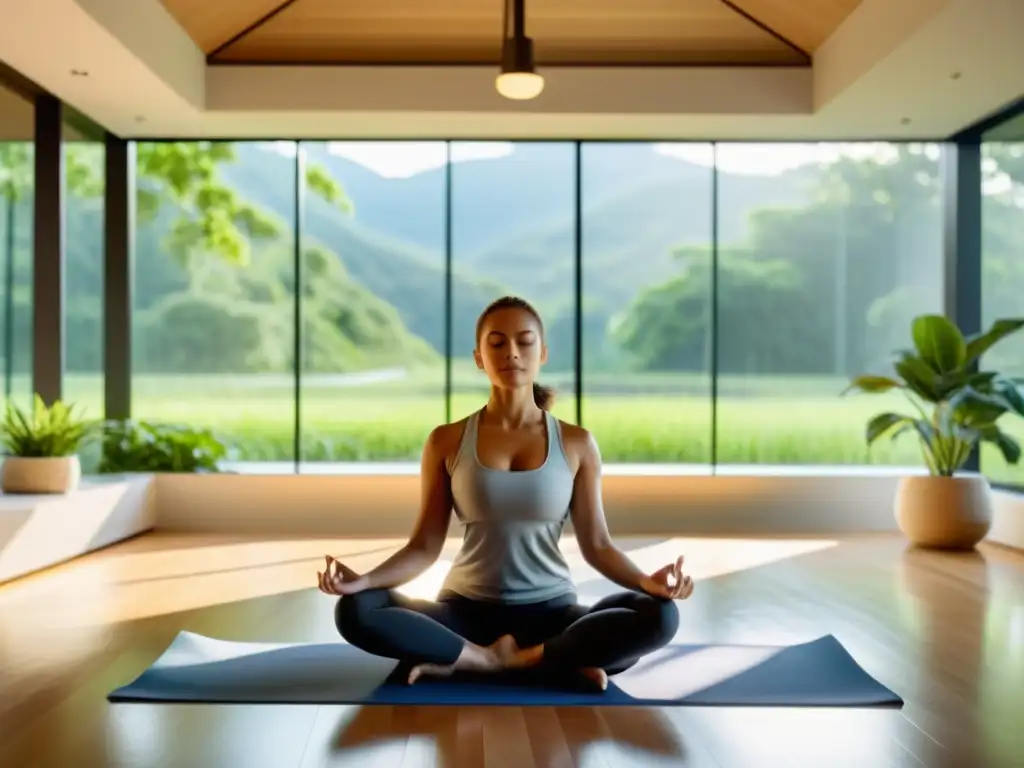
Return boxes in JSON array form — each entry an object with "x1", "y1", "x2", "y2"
[
  {"x1": 536, "y1": 591, "x2": 680, "y2": 675},
  {"x1": 335, "y1": 588, "x2": 679, "y2": 685}
]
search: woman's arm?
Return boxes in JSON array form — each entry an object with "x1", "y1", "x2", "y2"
[
  {"x1": 568, "y1": 428, "x2": 652, "y2": 592},
  {"x1": 568, "y1": 426, "x2": 691, "y2": 599},
  {"x1": 336, "y1": 425, "x2": 456, "y2": 593}
]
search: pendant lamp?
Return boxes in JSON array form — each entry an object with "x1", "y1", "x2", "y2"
[{"x1": 496, "y1": 0, "x2": 544, "y2": 100}]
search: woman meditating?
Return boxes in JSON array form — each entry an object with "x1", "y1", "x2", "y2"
[{"x1": 317, "y1": 296, "x2": 694, "y2": 690}]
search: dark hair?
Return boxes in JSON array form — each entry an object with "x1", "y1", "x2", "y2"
[{"x1": 475, "y1": 295, "x2": 556, "y2": 411}]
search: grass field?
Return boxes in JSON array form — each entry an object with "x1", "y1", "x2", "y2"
[{"x1": 24, "y1": 369, "x2": 1022, "y2": 484}]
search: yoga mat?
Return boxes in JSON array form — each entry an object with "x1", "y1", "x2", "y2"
[{"x1": 108, "y1": 632, "x2": 902, "y2": 708}]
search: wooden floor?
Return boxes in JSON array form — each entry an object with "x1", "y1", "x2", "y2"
[{"x1": 1, "y1": 532, "x2": 1022, "y2": 768}]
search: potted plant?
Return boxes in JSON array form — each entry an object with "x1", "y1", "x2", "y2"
[
  {"x1": 97, "y1": 420, "x2": 227, "y2": 474},
  {"x1": 844, "y1": 314, "x2": 1024, "y2": 549},
  {"x1": 0, "y1": 396, "x2": 95, "y2": 494}
]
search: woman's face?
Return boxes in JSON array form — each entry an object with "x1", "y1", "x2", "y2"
[{"x1": 474, "y1": 307, "x2": 548, "y2": 391}]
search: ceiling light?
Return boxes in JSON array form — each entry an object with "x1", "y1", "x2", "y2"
[
  {"x1": 496, "y1": 71, "x2": 544, "y2": 101},
  {"x1": 497, "y1": 0, "x2": 543, "y2": 101}
]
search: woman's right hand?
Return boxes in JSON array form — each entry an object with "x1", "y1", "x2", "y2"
[{"x1": 317, "y1": 555, "x2": 368, "y2": 596}]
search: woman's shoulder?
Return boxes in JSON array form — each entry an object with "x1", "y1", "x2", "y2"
[
  {"x1": 424, "y1": 417, "x2": 473, "y2": 465},
  {"x1": 553, "y1": 417, "x2": 601, "y2": 465}
]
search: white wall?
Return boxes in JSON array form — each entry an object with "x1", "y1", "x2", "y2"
[
  {"x1": 990, "y1": 489, "x2": 1024, "y2": 550},
  {"x1": 0, "y1": 475, "x2": 156, "y2": 584},
  {"x1": 1, "y1": 471, "x2": 1018, "y2": 575},
  {"x1": 1, "y1": 472, "x2": 1019, "y2": 585},
  {"x1": 152, "y1": 471, "x2": 914, "y2": 537},
  {"x1": 151, "y1": 471, "x2": 1024, "y2": 549}
]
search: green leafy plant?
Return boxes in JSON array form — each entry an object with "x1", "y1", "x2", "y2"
[
  {"x1": 97, "y1": 420, "x2": 227, "y2": 473},
  {"x1": 844, "y1": 315, "x2": 1024, "y2": 476},
  {"x1": 0, "y1": 396, "x2": 95, "y2": 457}
]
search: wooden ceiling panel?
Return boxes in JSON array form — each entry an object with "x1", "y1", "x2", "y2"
[
  {"x1": 160, "y1": 0, "x2": 292, "y2": 54},
  {"x1": 212, "y1": 0, "x2": 809, "y2": 66},
  {"x1": 725, "y1": 0, "x2": 864, "y2": 52}
]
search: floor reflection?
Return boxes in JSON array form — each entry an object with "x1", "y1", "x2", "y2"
[
  {"x1": 326, "y1": 704, "x2": 689, "y2": 766},
  {"x1": 896, "y1": 545, "x2": 1006, "y2": 766}
]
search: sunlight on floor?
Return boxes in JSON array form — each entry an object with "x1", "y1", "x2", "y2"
[
  {"x1": 611, "y1": 537, "x2": 839, "y2": 582},
  {"x1": 396, "y1": 537, "x2": 840, "y2": 601},
  {"x1": 395, "y1": 559, "x2": 455, "y2": 600},
  {"x1": 0, "y1": 534, "x2": 840, "y2": 642},
  {"x1": 614, "y1": 645, "x2": 782, "y2": 699}
]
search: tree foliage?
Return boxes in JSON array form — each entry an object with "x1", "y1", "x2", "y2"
[
  {"x1": 5, "y1": 139, "x2": 1024, "y2": 384},
  {"x1": 0, "y1": 143, "x2": 32, "y2": 203},
  {"x1": 135, "y1": 142, "x2": 350, "y2": 269},
  {"x1": 612, "y1": 144, "x2": 1007, "y2": 376}
]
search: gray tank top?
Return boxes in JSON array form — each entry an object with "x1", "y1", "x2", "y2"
[{"x1": 441, "y1": 408, "x2": 576, "y2": 604}]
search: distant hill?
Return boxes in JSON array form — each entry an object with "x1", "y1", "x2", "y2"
[{"x1": 218, "y1": 143, "x2": 816, "y2": 356}]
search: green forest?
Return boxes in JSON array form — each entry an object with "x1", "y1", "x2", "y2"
[{"x1": 1, "y1": 139, "x2": 1022, "y2": 474}]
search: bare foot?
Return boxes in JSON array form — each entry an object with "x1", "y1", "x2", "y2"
[
  {"x1": 489, "y1": 635, "x2": 525, "y2": 666},
  {"x1": 578, "y1": 667, "x2": 608, "y2": 691},
  {"x1": 491, "y1": 634, "x2": 547, "y2": 670},
  {"x1": 407, "y1": 638, "x2": 504, "y2": 685},
  {"x1": 408, "y1": 662, "x2": 457, "y2": 685},
  {"x1": 485, "y1": 637, "x2": 607, "y2": 689}
]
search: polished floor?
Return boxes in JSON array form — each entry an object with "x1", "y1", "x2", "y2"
[{"x1": 1, "y1": 532, "x2": 1022, "y2": 767}]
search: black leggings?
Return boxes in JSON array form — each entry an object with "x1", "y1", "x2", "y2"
[{"x1": 335, "y1": 587, "x2": 679, "y2": 675}]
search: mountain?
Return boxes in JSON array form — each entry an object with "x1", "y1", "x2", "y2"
[
  {"x1": 218, "y1": 145, "x2": 499, "y2": 354},
  {"x1": 308, "y1": 142, "x2": 699, "y2": 255},
  {"x1": 21, "y1": 141, "x2": 825, "y2": 377},
  {"x1": 219, "y1": 143, "x2": 816, "y2": 351}
]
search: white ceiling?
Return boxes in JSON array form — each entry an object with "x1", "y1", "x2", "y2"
[{"x1": 0, "y1": 0, "x2": 1022, "y2": 140}]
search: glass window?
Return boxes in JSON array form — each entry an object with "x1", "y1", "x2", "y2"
[
  {"x1": 297, "y1": 141, "x2": 447, "y2": 466},
  {"x1": 119, "y1": 139, "x2": 955, "y2": 474},
  {"x1": 62, "y1": 123, "x2": 104, "y2": 464},
  {"x1": 131, "y1": 141, "x2": 297, "y2": 471},
  {"x1": 714, "y1": 143, "x2": 944, "y2": 469},
  {"x1": 450, "y1": 142, "x2": 578, "y2": 426},
  {"x1": 981, "y1": 138, "x2": 1024, "y2": 486},
  {"x1": 580, "y1": 142, "x2": 713, "y2": 467},
  {"x1": 0, "y1": 82, "x2": 34, "y2": 412}
]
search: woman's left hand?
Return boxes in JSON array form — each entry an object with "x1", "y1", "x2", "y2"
[{"x1": 640, "y1": 555, "x2": 694, "y2": 600}]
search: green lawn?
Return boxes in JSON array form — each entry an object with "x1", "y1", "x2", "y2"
[{"x1": 23, "y1": 371, "x2": 1022, "y2": 484}]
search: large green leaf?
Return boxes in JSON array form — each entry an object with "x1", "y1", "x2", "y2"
[
  {"x1": 866, "y1": 412, "x2": 912, "y2": 445},
  {"x1": 948, "y1": 386, "x2": 1012, "y2": 427},
  {"x1": 912, "y1": 315, "x2": 967, "y2": 374},
  {"x1": 889, "y1": 420, "x2": 921, "y2": 443},
  {"x1": 967, "y1": 371, "x2": 999, "y2": 389},
  {"x1": 842, "y1": 375, "x2": 903, "y2": 395},
  {"x1": 992, "y1": 378, "x2": 1024, "y2": 418},
  {"x1": 965, "y1": 318, "x2": 1024, "y2": 365},
  {"x1": 933, "y1": 369, "x2": 973, "y2": 400},
  {"x1": 979, "y1": 425, "x2": 1022, "y2": 465},
  {"x1": 893, "y1": 352, "x2": 942, "y2": 401}
]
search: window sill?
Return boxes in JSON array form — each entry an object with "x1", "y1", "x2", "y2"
[{"x1": 217, "y1": 461, "x2": 949, "y2": 478}]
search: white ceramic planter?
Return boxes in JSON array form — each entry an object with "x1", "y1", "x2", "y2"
[
  {"x1": 894, "y1": 474, "x2": 993, "y2": 550},
  {"x1": 0, "y1": 455, "x2": 82, "y2": 494}
]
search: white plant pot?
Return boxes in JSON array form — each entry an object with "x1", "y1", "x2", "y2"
[
  {"x1": 0, "y1": 455, "x2": 82, "y2": 495},
  {"x1": 894, "y1": 474, "x2": 993, "y2": 550}
]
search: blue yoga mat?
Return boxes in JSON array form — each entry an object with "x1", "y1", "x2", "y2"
[{"x1": 108, "y1": 632, "x2": 901, "y2": 707}]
